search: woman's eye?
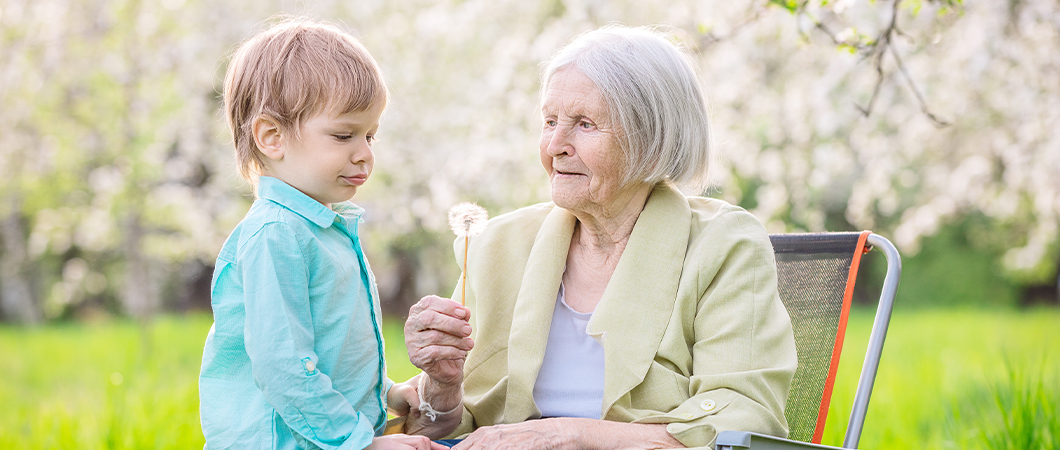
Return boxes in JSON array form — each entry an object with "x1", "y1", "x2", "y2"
[
  {"x1": 580, "y1": 121, "x2": 593, "y2": 129},
  {"x1": 544, "y1": 119, "x2": 557, "y2": 127},
  {"x1": 366, "y1": 135, "x2": 376, "y2": 144},
  {"x1": 334, "y1": 134, "x2": 353, "y2": 141}
]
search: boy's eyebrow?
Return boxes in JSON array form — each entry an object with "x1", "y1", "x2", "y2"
[{"x1": 328, "y1": 118, "x2": 378, "y2": 128}]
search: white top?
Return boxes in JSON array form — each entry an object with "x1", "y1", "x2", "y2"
[{"x1": 531, "y1": 284, "x2": 606, "y2": 419}]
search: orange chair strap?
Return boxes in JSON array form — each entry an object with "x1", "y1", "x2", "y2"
[{"x1": 812, "y1": 230, "x2": 871, "y2": 443}]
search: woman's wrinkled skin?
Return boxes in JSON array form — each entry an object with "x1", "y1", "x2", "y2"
[
  {"x1": 453, "y1": 418, "x2": 681, "y2": 450},
  {"x1": 401, "y1": 295, "x2": 472, "y2": 438},
  {"x1": 404, "y1": 295, "x2": 474, "y2": 385}
]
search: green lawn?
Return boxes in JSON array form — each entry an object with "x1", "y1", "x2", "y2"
[{"x1": 0, "y1": 309, "x2": 1057, "y2": 449}]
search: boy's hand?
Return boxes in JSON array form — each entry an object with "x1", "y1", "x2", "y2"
[
  {"x1": 387, "y1": 380, "x2": 420, "y2": 417},
  {"x1": 367, "y1": 434, "x2": 448, "y2": 450}
]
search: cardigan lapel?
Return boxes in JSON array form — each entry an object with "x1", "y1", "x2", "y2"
[
  {"x1": 587, "y1": 183, "x2": 691, "y2": 417},
  {"x1": 503, "y1": 205, "x2": 576, "y2": 422}
]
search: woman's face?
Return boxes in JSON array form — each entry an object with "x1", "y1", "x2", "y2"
[{"x1": 539, "y1": 67, "x2": 633, "y2": 215}]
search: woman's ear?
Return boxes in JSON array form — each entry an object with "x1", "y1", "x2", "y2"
[{"x1": 252, "y1": 116, "x2": 284, "y2": 161}]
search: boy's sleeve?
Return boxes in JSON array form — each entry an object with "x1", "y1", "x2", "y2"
[{"x1": 239, "y1": 222, "x2": 375, "y2": 450}]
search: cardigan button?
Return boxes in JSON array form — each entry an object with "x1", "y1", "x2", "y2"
[{"x1": 700, "y1": 399, "x2": 716, "y2": 411}]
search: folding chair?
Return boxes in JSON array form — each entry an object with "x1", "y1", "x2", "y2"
[{"x1": 716, "y1": 232, "x2": 901, "y2": 450}]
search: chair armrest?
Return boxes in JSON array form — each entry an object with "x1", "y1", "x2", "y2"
[{"x1": 716, "y1": 431, "x2": 853, "y2": 450}]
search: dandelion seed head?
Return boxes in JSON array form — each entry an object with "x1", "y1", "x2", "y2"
[{"x1": 448, "y1": 203, "x2": 488, "y2": 237}]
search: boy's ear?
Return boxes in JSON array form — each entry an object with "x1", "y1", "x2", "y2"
[{"x1": 252, "y1": 116, "x2": 284, "y2": 161}]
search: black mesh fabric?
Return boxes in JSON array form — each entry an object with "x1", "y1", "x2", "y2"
[{"x1": 769, "y1": 233, "x2": 864, "y2": 443}]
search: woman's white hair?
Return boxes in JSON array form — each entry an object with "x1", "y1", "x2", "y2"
[{"x1": 542, "y1": 25, "x2": 712, "y2": 190}]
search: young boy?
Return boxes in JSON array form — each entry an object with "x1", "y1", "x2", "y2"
[{"x1": 199, "y1": 19, "x2": 445, "y2": 450}]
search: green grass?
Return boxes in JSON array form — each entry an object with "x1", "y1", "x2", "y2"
[
  {"x1": 0, "y1": 315, "x2": 419, "y2": 449},
  {"x1": 1, "y1": 309, "x2": 1057, "y2": 449},
  {"x1": 819, "y1": 308, "x2": 1060, "y2": 449}
]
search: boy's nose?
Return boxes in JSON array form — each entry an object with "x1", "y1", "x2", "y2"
[{"x1": 351, "y1": 140, "x2": 373, "y2": 163}]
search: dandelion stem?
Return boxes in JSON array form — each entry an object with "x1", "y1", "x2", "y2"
[
  {"x1": 447, "y1": 202, "x2": 487, "y2": 307},
  {"x1": 461, "y1": 236, "x2": 469, "y2": 306}
]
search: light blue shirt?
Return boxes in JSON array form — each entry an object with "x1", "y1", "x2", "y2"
[{"x1": 200, "y1": 176, "x2": 391, "y2": 450}]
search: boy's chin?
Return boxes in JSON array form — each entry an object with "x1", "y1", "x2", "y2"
[{"x1": 328, "y1": 186, "x2": 359, "y2": 202}]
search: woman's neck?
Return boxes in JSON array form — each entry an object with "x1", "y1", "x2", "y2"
[
  {"x1": 570, "y1": 183, "x2": 653, "y2": 257},
  {"x1": 561, "y1": 183, "x2": 654, "y2": 313}
]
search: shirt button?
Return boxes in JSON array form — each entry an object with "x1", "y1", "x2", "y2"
[
  {"x1": 305, "y1": 360, "x2": 316, "y2": 372},
  {"x1": 700, "y1": 399, "x2": 716, "y2": 411}
]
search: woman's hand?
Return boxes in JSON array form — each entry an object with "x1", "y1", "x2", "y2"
[
  {"x1": 404, "y1": 295, "x2": 473, "y2": 386},
  {"x1": 403, "y1": 295, "x2": 473, "y2": 438},
  {"x1": 367, "y1": 434, "x2": 449, "y2": 450},
  {"x1": 452, "y1": 418, "x2": 684, "y2": 450},
  {"x1": 452, "y1": 419, "x2": 581, "y2": 450}
]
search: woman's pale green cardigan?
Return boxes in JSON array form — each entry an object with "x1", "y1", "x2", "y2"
[{"x1": 448, "y1": 182, "x2": 798, "y2": 449}]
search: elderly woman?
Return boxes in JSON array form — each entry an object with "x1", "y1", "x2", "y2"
[{"x1": 402, "y1": 26, "x2": 797, "y2": 449}]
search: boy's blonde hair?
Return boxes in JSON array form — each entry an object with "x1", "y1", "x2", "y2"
[{"x1": 223, "y1": 18, "x2": 388, "y2": 182}]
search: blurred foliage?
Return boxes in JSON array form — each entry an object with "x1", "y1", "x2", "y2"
[
  {"x1": 1, "y1": 309, "x2": 1057, "y2": 448},
  {"x1": 0, "y1": 0, "x2": 1057, "y2": 323},
  {"x1": 876, "y1": 219, "x2": 1020, "y2": 308}
]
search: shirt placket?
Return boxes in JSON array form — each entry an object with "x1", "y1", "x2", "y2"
[{"x1": 334, "y1": 215, "x2": 388, "y2": 432}]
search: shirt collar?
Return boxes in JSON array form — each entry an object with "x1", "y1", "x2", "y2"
[{"x1": 257, "y1": 176, "x2": 364, "y2": 228}]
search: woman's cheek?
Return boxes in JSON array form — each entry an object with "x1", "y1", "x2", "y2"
[{"x1": 539, "y1": 146, "x2": 554, "y2": 175}]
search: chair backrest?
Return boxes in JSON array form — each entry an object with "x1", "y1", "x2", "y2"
[{"x1": 768, "y1": 231, "x2": 870, "y2": 444}]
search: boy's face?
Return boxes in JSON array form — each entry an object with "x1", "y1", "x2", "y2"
[{"x1": 262, "y1": 102, "x2": 384, "y2": 206}]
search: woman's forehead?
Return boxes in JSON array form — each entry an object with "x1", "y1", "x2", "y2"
[{"x1": 542, "y1": 68, "x2": 607, "y2": 115}]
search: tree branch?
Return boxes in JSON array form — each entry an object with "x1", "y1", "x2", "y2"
[
  {"x1": 855, "y1": 0, "x2": 900, "y2": 117},
  {"x1": 692, "y1": 3, "x2": 769, "y2": 52},
  {"x1": 800, "y1": 0, "x2": 952, "y2": 127},
  {"x1": 856, "y1": 48, "x2": 888, "y2": 117},
  {"x1": 888, "y1": 45, "x2": 953, "y2": 127}
]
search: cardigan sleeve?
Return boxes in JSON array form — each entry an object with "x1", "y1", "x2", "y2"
[{"x1": 651, "y1": 210, "x2": 797, "y2": 449}]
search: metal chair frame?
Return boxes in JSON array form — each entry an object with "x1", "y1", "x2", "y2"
[{"x1": 717, "y1": 233, "x2": 901, "y2": 450}]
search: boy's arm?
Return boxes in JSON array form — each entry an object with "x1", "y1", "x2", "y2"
[{"x1": 241, "y1": 222, "x2": 376, "y2": 450}]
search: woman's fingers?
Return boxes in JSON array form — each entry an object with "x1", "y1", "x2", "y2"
[
  {"x1": 406, "y1": 327, "x2": 473, "y2": 370},
  {"x1": 411, "y1": 295, "x2": 471, "y2": 322},
  {"x1": 412, "y1": 314, "x2": 472, "y2": 338},
  {"x1": 405, "y1": 295, "x2": 474, "y2": 376},
  {"x1": 451, "y1": 421, "x2": 571, "y2": 450},
  {"x1": 408, "y1": 328, "x2": 473, "y2": 351},
  {"x1": 407, "y1": 296, "x2": 471, "y2": 336},
  {"x1": 405, "y1": 295, "x2": 473, "y2": 385},
  {"x1": 410, "y1": 344, "x2": 468, "y2": 366}
]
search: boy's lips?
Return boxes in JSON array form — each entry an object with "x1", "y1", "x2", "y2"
[{"x1": 341, "y1": 174, "x2": 368, "y2": 186}]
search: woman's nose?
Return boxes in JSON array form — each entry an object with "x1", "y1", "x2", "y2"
[{"x1": 545, "y1": 127, "x2": 572, "y2": 156}]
